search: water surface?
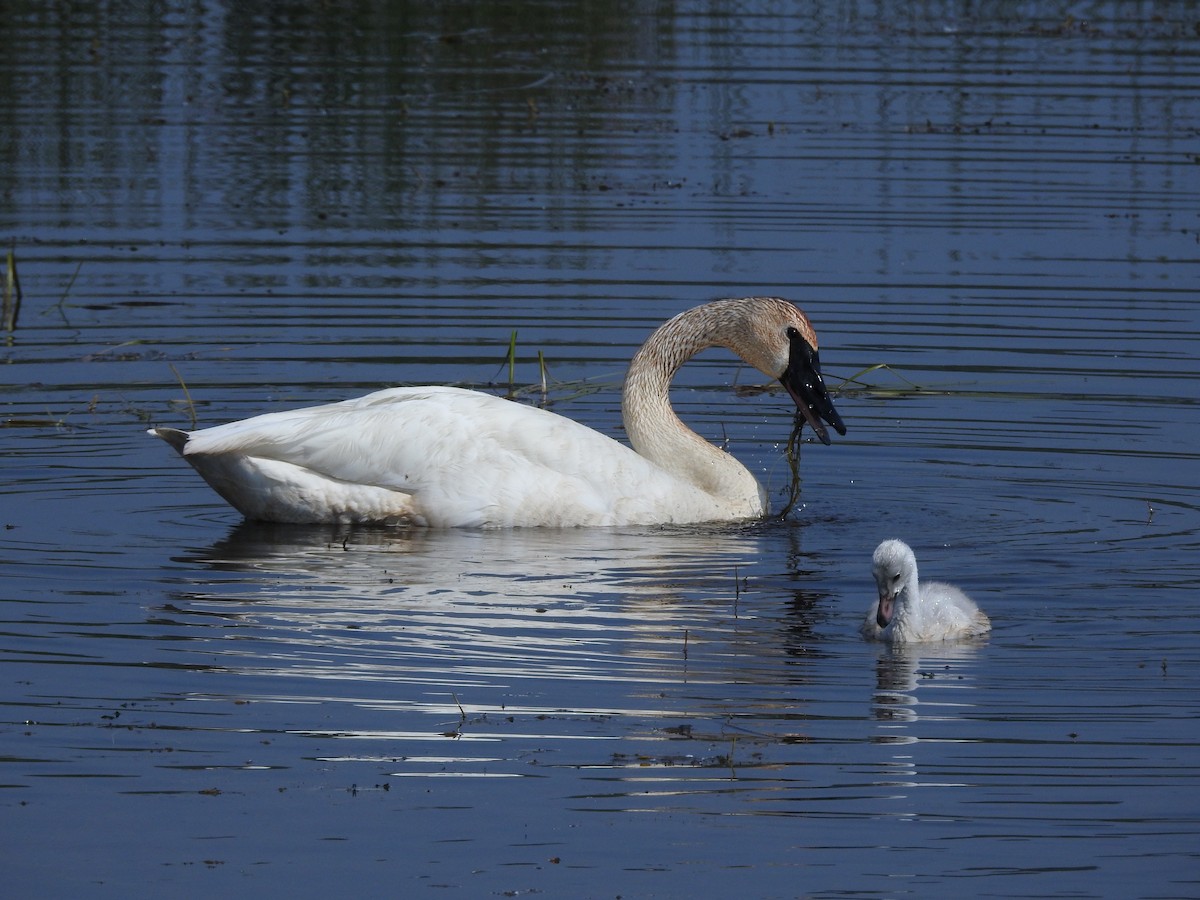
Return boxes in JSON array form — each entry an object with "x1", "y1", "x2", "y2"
[{"x1": 2, "y1": 2, "x2": 1198, "y2": 897}]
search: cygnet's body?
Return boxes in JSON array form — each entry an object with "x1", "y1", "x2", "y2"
[{"x1": 861, "y1": 539, "x2": 990, "y2": 643}]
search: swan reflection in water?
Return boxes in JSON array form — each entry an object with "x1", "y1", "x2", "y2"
[
  {"x1": 163, "y1": 521, "x2": 833, "y2": 690},
  {"x1": 177, "y1": 520, "x2": 774, "y2": 605}
]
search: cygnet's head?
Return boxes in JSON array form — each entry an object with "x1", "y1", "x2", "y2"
[{"x1": 871, "y1": 539, "x2": 917, "y2": 628}]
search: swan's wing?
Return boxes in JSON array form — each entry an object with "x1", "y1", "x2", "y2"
[{"x1": 184, "y1": 386, "x2": 633, "y2": 488}]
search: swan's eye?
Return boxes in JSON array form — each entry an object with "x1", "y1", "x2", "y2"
[{"x1": 786, "y1": 326, "x2": 799, "y2": 339}]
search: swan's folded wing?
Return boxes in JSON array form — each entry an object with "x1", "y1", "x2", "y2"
[{"x1": 185, "y1": 387, "x2": 627, "y2": 483}]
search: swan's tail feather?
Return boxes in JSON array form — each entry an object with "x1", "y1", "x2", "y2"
[{"x1": 150, "y1": 427, "x2": 190, "y2": 454}]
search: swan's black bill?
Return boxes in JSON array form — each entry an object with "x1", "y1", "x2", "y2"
[{"x1": 779, "y1": 334, "x2": 846, "y2": 446}]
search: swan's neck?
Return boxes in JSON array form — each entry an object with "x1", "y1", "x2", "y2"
[
  {"x1": 621, "y1": 302, "x2": 765, "y2": 510},
  {"x1": 893, "y1": 565, "x2": 923, "y2": 631}
]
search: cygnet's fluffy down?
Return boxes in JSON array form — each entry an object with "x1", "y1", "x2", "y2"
[{"x1": 861, "y1": 539, "x2": 991, "y2": 643}]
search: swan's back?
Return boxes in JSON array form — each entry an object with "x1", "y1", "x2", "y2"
[{"x1": 911, "y1": 580, "x2": 991, "y2": 640}]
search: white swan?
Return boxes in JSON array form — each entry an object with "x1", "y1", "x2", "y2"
[
  {"x1": 861, "y1": 539, "x2": 991, "y2": 643},
  {"x1": 150, "y1": 296, "x2": 846, "y2": 527}
]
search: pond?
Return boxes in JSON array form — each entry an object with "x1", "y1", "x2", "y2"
[{"x1": 2, "y1": 2, "x2": 1198, "y2": 897}]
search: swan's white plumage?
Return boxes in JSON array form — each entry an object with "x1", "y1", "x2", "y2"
[
  {"x1": 150, "y1": 296, "x2": 845, "y2": 527},
  {"x1": 861, "y1": 539, "x2": 990, "y2": 643}
]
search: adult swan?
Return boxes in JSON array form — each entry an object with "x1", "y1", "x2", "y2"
[{"x1": 150, "y1": 296, "x2": 846, "y2": 527}]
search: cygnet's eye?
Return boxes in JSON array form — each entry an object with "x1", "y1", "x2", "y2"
[{"x1": 786, "y1": 326, "x2": 799, "y2": 339}]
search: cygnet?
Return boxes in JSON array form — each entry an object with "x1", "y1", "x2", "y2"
[{"x1": 862, "y1": 539, "x2": 991, "y2": 643}]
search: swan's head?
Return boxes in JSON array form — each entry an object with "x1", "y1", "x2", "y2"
[
  {"x1": 872, "y1": 539, "x2": 917, "y2": 627},
  {"x1": 742, "y1": 298, "x2": 846, "y2": 446}
]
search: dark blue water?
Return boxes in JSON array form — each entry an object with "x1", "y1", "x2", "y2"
[{"x1": 2, "y1": 3, "x2": 1198, "y2": 896}]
